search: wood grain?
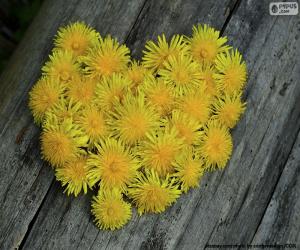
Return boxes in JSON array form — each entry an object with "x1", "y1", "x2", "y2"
[
  {"x1": 252, "y1": 130, "x2": 300, "y2": 245},
  {"x1": 0, "y1": 0, "x2": 146, "y2": 249},
  {"x1": 177, "y1": 0, "x2": 300, "y2": 248}
]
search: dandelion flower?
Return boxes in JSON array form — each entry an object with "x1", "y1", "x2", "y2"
[
  {"x1": 66, "y1": 77, "x2": 97, "y2": 106},
  {"x1": 80, "y1": 35, "x2": 130, "y2": 78},
  {"x1": 142, "y1": 77, "x2": 175, "y2": 116},
  {"x1": 56, "y1": 156, "x2": 93, "y2": 196},
  {"x1": 41, "y1": 115, "x2": 88, "y2": 167},
  {"x1": 42, "y1": 50, "x2": 81, "y2": 83},
  {"x1": 45, "y1": 98, "x2": 82, "y2": 124},
  {"x1": 167, "y1": 110, "x2": 203, "y2": 146},
  {"x1": 159, "y1": 54, "x2": 201, "y2": 96},
  {"x1": 173, "y1": 149, "x2": 204, "y2": 193},
  {"x1": 54, "y1": 22, "x2": 100, "y2": 57},
  {"x1": 109, "y1": 92, "x2": 160, "y2": 145},
  {"x1": 199, "y1": 64, "x2": 220, "y2": 97},
  {"x1": 198, "y1": 120, "x2": 232, "y2": 170},
  {"x1": 124, "y1": 60, "x2": 153, "y2": 89},
  {"x1": 94, "y1": 73, "x2": 130, "y2": 110},
  {"x1": 187, "y1": 24, "x2": 229, "y2": 64},
  {"x1": 92, "y1": 189, "x2": 132, "y2": 230},
  {"x1": 78, "y1": 106, "x2": 108, "y2": 145},
  {"x1": 178, "y1": 88, "x2": 212, "y2": 124},
  {"x1": 214, "y1": 49, "x2": 247, "y2": 95},
  {"x1": 212, "y1": 93, "x2": 246, "y2": 128},
  {"x1": 87, "y1": 138, "x2": 140, "y2": 190},
  {"x1": 29, "y1": 77, "x2": 65, "y2": 124},
  {"x1": 139, "y1": 128, "x2": 184, "y2": 177},
  {"x1": 128, "y1": 169, "x2": 181, "y2": 215},
  {"x1": 142, "y1": 34, "x2": 189, "y2": 71}
]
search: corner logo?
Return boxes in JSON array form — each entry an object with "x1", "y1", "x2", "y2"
[{"x1": 269, "y1": 2, "x2": 299, "y2": 15}]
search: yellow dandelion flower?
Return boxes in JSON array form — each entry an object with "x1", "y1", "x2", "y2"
[
  {"x1": 109, "y1": 92, "x2": 160, "y2": 145},
  {"x1": 78, "y1": 106, "x2": 108, "y2": 145},
  {"x1": 94, "y1": 73, "x2": 130, "y2": 110},
  {"x1": 66, "y1": 76, "x2": 97, "y2": 106},
  {"x1": 42, "y1": 50, "x2": 81, "y2": 83},
  {"x1": 142, "y1": 34, "x2": 189, "y2": 71},
  {"x1": 124, "y1": 60, "x2": 153, "y2": 89},
  {"x1": 173, "y1": 149, "x2": 204, "y2": 193},
  {"x1": 199, "y1": 64, "x2": 220, "y2": 97},
  {"x1": 80, "y1": 35, "x2": 130, "y2": 78},
  {"x1": 55, "y1": 155, "x2": 93, "y2": 196},
  {"x1": 198, "y1": 120, "x2": 233, "y2": 170},
  {"x1": 159, "y1": 54, "x2": 201, "y2": 96},
  {"x1": 139, "y1": 128, "x2": 184, "y2": 177},
  {"x1": 187, "y1": 24, "x2": 229, "y2": 64},
  {"x1": 178, "y1": 88, "x2": 212, "y2": 124},
  {"x1": 167, "y1": 110, "x2": 203, "y2": 146},
  {"x1": 142, "y1": 77, "x2": 175, "y2": 116},
  {"x1": 87, "y1": 138, "x2": 140, "y2": 190},
  {"x1": 29, "y1": 77, "x2": 65, "y2": 124},
  {"x1": 128, "y1": 169, "x2": 181, "y2": 215},
  {"x1": 54, "y1": 21, "x2": 100, "y2": 57},
  {"x1": 41, "y1": 115, "x2": 88, "y2": 167},
  {"x1": 212, "y1": 93, "x2": 246, "y2": 128},
  {"x1": 91, "y1": 189, "x2": 132, "y2": 230},
  {"x1": 45, "y1": 98, "x2": 82, "y2": 124},
  {"x1": 214, "y1": 49, "x2": 247, "y2": 95}
]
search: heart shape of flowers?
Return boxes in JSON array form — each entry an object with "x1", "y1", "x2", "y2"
[{"x1": 28, "y1": 22, "x2": 247, "y2": 230}]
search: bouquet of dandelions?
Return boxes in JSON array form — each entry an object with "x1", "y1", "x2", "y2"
[{"x1": 29, "y1": 22, "x2": 247, "y2": 230}]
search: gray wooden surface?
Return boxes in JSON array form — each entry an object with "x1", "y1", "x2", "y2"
[{"x1": 0, "y1": 0, "x2": 299, "y2": 249}]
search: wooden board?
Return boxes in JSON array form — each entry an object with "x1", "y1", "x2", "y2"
[
  {"x1": 0, "y1": 0, "x2": 299, "y2": 249},
  {"x1": 252, "y1": 131, "x2": 300, "y2": 245},
  {"x1": 0, "y1": 0, "x2": 146, "y2": 248}
]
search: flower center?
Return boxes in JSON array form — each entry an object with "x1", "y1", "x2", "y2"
[
  {"x1": 127, "y1": 113, "x2": 147, "y2": 137},
  {"x1": 176, "y1": 123, "x2": 193, "y2": 144},
  {"x1": 90, "y1": 118, "x2": 99, "y2": 129},
  {"x1": 130, "y1": 70, "x2": 143, "y2": 85},
  {"x1": 208, "y1": 135, "x2": 222, "y2": 155},
  {"x1": 200, "y1": 49, "x2": 208, "y2": 58},
  {"x1": 155, "y1": 145, "x2": 173, "y2": 166},
  {"x1": 225, "y1": 68, "x2": 240, "y2": 88},
  {"x1": 107, "y1": 207, "x2": 114, "y2": 216},
  {"x1": 148, "y1": 189, "x2": 157, "y2": 202},
  {"x1": 174, "y1": 70, "x2": 189, "y2": 84},
  {"x1": 72, "y1": 42, "x2": 80, "y2": 50},
  {"x1": 70, "y1": 161, "x2": 86, "y2": 181},
  {"x1": 109, "y1": 160, "x2": 119, "y2": 173},
  {"x1": 99, "y1": 55, "x2": 118, "y2": 76},
  {"x1": 60, "y1": 71, "x2": 70, "y2": 81},
  {"x1": 150, "y1": 90, "x2": 170, "y2": 106}
]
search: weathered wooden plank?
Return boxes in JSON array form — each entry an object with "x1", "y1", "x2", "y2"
[
  {"x1": 0, "y1": 0, "x2": 146, "y2": 249},
  {"x1": 251, "y1": 129, "x2": 300, "y2": 245},
  {"x1": 19, "y1": 0, "x2": 239, "y2": 249},
  {"x1": 177, "y1": 0, "x2": 300, "y2": 248}
]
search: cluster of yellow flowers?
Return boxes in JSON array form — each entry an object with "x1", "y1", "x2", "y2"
[{"x1": 29, "y1": 22, "x2": 247, "y2": 230}]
